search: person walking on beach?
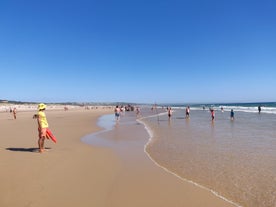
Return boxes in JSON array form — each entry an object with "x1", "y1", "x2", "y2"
[
  {"x1": 185, "y1": 106, "x2": 190, "y2": 119},
  {"x1": 114, "y1": 105, "x2": 120, "y2": 121},
  {"x1": 12, "y1": 107, "x2": 17, "y2": 119},
  {"x1": 33, "y1": 103, "x2": 49, "y2": 153},
  {"x1": 230, "y1": 109, "x2": 234, "y2": 121}
]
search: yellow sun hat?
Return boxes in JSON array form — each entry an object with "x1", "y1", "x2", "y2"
[{"x1": 38, "y1": 103, "x2": 46, "y2": 110}]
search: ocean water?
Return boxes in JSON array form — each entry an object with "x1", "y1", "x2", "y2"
[
  {"x1": 141, "y1": 103, "x2": 276, "y2": 207},
  {"x1": 86, "y1": 102, "x2": 276, "y2": 207}
]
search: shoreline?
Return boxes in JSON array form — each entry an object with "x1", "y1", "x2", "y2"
[
  {"x1": 138, "y1": 117, "x2": 241, "y2": 207},
  {"x1": 1, "y1": 108, "x2": 237, "y2": 207},
  {"x1": 139, "y1": 108, "x2": 276, "y2": 207},
  {"x1": 83, "y1": 111, "x2": 236, "y2": 207}
]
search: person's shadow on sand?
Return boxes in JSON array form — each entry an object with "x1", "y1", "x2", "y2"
[{"x1": 6, "y1": 147, "x2": 51, "y2": 153}]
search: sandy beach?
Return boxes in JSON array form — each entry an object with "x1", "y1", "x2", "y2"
[{"x1": 0, "y1": 107, "x2": 235, "y2": 207}]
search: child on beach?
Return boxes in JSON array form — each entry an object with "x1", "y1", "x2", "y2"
[{"x1": 33, "y1": 103, "x2": 49, "y2": 153}]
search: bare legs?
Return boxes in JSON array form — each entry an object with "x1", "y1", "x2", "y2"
[
  {"x1": 38, "y1": 128, "x2": 47, "y2": 153},
  {"x1": 38, "y1": 137, "x2": 45, "y2": 153}
]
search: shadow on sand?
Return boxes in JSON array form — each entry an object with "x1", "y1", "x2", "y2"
[{"x1": 6, "y1": 147, "x2": 51, "y2": 153}]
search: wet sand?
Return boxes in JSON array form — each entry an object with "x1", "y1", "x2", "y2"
[{"x1": 83, "y1": 111, "x2": 236, "y2": 207}]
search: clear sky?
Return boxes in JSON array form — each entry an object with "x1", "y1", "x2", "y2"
[{"x1": 1, "y1": 0, "x2": 275, "y2": 104}]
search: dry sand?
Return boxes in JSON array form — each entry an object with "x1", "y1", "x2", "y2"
[{"x1": 0, "y1": 108, "x2": 236, "y2": 207}]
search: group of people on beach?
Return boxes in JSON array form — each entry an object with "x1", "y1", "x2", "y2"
[
  {"x1": 166, "y1": 106, "x2": 236, "y2": 121},
  {"x1": 167, "y1": 106, "x2": 191, "y2": 120},
  {"x1": 8, "y1": 107, "x2": 17, "y2": 119},
  {"x1": 32, "y1": 103, "x2": 263, "y2": 152},
  {"x1": 114, "y1": 105, "x2": 141, "y2": 121},
  {"x1": 165, "y1": 105, "x2": 264, "y2": 122},
  {"x1": 210, "y1": 108, "x2": 235, "y2": 121}
]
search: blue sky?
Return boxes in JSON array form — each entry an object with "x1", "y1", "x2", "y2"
[{"x1": 0, "y1": 0, "x2": 275, "y2": 104}]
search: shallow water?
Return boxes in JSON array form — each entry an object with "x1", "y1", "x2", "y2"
[
  {"x1": 142, "y1": 108, "x2": 276, "y2": 207},
  {"x1": 83, "y1": 107, "x2": 276, "y2": 207},
  {"x1": 82, "y1": 112, "x2": 150, "y2": 160}
]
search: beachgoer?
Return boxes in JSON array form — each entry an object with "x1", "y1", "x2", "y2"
[
  {"x1": 258, "y1": 105, "x2": 261, "y2": 114},
  {"x1": 230, "y1": 109, "x2": 234, "y2": 121},
  {"x1": 185, "y1": 106, "x2": 190, "y2": 119},
  {"x1": 12, "y1": 107, "x2": 17, "y2": 119},
  {"x1": 114, "y1": 105, "x2": 120, "y2": 121},
  {"x1": 210, "y1": 109, "x2": 215, "y2": 121},
  {"x1": 136, "y1": 106, "x2": 141, "y2": 118},
  {"x1": 120, "y1": 106, "x2": 125, "y2": 116},
  {"x1": 33, "y1": 103, "x2": 49, "y2": 153},
  {"x1": 168, "y1": 107, "x2": 172, "y2": 119}
]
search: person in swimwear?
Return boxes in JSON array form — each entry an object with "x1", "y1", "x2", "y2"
[
  {"x1": 168, "y1": 107, "x2": 172, "y2": 120},
  {"x1": 185, "y1": 106, "x2": 190, "y2": 119},
  {"x1": 114, "y1": 105, "x2": 120, "y2": 121},
  {"x1": 12, "y1": 107, "x2": 17, "y2": 119},
  {"x1": 230, "y1": 109, "x2": 234, "y2": 121},
  {"x1": 33, "y1": 103, "x2": 49, "y2": 153},
  {"x1": 210, "y1": 108, "x2": 215, "y2": 121}
]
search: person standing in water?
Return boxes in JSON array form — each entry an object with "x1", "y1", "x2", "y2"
[
  {"x1": 185, "y1": 106, "x2": 190, "y2": 119},
  {"x1": 168, "y1": 107, "x2": 172, "y2": 120},
  {"x1": 258, "y1": 105, "x2": 261, "y2": 114},
  {"x1": 210, "y1": 108, "x2": 215, "y2": 121},
  {"x1": 114, "y1": 105, "x2": 120, "y2": 121},
  {"x1": 230, "y1": 109, "x2": 235, "y2": 121}
]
